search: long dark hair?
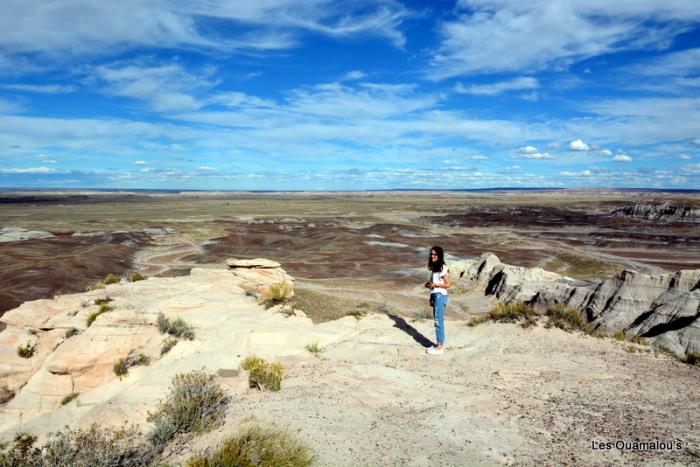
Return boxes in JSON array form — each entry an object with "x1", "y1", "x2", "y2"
[{"x1": 428, "y1": 245, "x2": 446, "y2": 272}]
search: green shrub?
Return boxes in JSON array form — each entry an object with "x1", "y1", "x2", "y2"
[
  {"x1": 156, "y1": 312, "x2": 195, "y2": 340},
  {"x1": 147, "y1": 371, "x2": 230, "y2": 447},
  {"x1": 262, "y1": 283, "x2": 293, "y2": 308},
  {"x1": 240, "y1": 355, "x2": 284, "y2": 391},
  {"x1": 613, "y1": 331, "x2": 626, "y2": 341},
  {"x1": 64, "y1": 327, "x2": 80, "y2": 339},
  {"x1": 467, "y1": 316, "x2": 489, "y2": 327},
  {"x1": 305, "y1": 342, "x2": 323, "y2": 355},
  {"x1": 104, "y1": 273, "x2": 120, "y2": 285},
  {"x1": 16, "y1": 342, "x2": 36, "y2": 358},
  {"x1": 113, "y1": 351, "x2": 151, "y2": 380},
  {"x1": 545, "y1": 304, "x2": 593, "y2": 334},
  {"x1": 60, "y1": 392, "x2": 79, "y2": 406},
  {"x1": 160, "y1": 337, "x2": 179, "y2": 356},
  {"x1": 87, "y1": 303, "x2": 113, "y2": 327},
  {"x1": 130, "y1": 271, "x2": 146, "y2": 282},
  {"x1": 94, "y1": 297, "x2": 113, "y2": 306},
  {"x1": 186, "y1": 424, "x2": 314, "y2": 467},
  {"x1": 488, "y1": 302, "x2": 535, "y2": 322}
]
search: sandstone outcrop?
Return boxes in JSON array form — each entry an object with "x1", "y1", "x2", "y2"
[
  {"x1": 453, "y1": 253, "x2": 700, "y2": 355},
  {"x1": 226, "y1": 258, "x2": 294, "y2": 301},
  {"x1": 0, "y1": 260, "x2": 301, "y2": 435},
  {"x1": 610, "y1": 201, "x2": 700, "y2": 223}
]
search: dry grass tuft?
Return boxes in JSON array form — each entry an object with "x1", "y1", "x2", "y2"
[
  {"x1": 240, "y1": 355, "x2": 284, "y2": 391},
  {"x1": 185, "y1": 423, "x2": 314, "y2": 467}
]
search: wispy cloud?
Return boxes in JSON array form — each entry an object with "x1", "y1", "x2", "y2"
[
  {"x1": 429, "y1": 0, "x2": 700, "y2": 78},
  {"x1": 0, "y1": 83, "x2": 76, "y2": 94},
  {"x1": 0, "y1": 0, "x2": 410, "y2": 65},
  {"x1": 455, "y1": 77, "x2": 538, "y2": 95}
]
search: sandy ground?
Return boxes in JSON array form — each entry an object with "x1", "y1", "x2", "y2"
[{"x1": 172, "y1": 316, "x2": 700, "y2": 466}]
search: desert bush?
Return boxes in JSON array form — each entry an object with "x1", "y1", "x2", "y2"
[
  {"x1": 0, "y1": 384, "x2": 15, "y2": 405},
  {"x1": 147, "y1": 370, "x2": 230, "y2": 447},
  {"x1": 613, "y1": 331, "x2": 626, "y2": 341},
  {"x1": 160, "y1": 337, "x2": 179, "y2": 356},
  {"x1": 43, "y1": 423, "x2": 155, "y2": 467},
  {"x1": 104, "y1": 273, "x2": 120, "y2": 285},
  {"x1": 64, "y1": 327, "x2": 80, "y2": 338},
  {"x1": 185, "y1": 423, "x2": 314, "y2": 467},
  {"x1": 94, "y1": 297, "x2": 113, "y2": 306},
  {"x1": 545, "y1": 304, "x2": 593, "y2": 334},
  {"x1": 240, "y1": 355, "x2": 284, "y2": 391},
  {"x1": 305, "y1": 342, "x2": 323, "y2": 356},
  {"x1": 60, "y1": 392, "x2": 79, "y2": 406},
  {"x1": 156, "y1": 312, "x2": 195, "y2": 340},
  {"x1": 467, "y1": 316, "x2": 489, "y2": 327},
  {"x1": 16, "y1": 342, "x2": 36, "y2": 358},
  {"x1": 0, "y1": 432, "x2": 42, "y2": 467},
  {"x1": 87, "y1": 303, "x2": 113, "y2": 327},
  {"x1": 488, "y1": 302, "x2": 535, "y2": 323},
  {"x1": 113, "y1": 351, "x2": 151, "y2": 380},
  {"x1": 262, "y1": 283, "x2": 293, "y2": 308},
  {"x1": 130, "y1": 271, "x2": 146, "y2": 282}
]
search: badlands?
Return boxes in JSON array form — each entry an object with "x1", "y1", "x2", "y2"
[{"x1": 0, "y1": 190, "x2": 698, "y2": 465}]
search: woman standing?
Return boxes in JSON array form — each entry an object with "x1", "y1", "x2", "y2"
[{"x1": 426, "y1": 246, "x2": 450, "y2": 355}]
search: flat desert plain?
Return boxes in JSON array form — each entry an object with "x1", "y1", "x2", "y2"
[{"x1": 1, "y1": 189, "x2": 699, "y2": 321}]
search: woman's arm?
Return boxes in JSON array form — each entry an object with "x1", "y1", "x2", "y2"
[{"x1": 434, "y1": 274, "x2": 450, "y2": 289}]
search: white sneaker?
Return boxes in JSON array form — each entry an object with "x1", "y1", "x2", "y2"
[{"x1": 426, "y1": 346, "x2": 444, "y2": 355}]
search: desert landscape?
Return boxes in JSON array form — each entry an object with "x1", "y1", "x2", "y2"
[{"x1": 0, "y1": 189, "x2": 698, "y2": 465}]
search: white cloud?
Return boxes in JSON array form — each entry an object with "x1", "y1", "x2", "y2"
[
  {"x1": 678, "y1": 154, "x2": 692, "y2": 160},
  {"x1": 631, "y1": 47, "x2": 700, "y2": 77},
  {"x1": 0, "y1": 83, "x2": 76, "y2": 93},
  {"x1": 455, "y1": 77, "x2": 538, "y2": 95},
  {"x1": 341, "y1": 70, "x2": 366, "y2": 81},
  {"x1": 691, "y1": 138, "x2": 700, "y2": 146},
  {"x1": 547, "y1": 142, "x2": 560, "y2": 149},
  {"x1": 430, "y1": 0, "x2": 700, "y2": 78},
  {"x1": 522, "y1": 152, "x2": 553, "y2": 159},
  {"x1": 569, "y1": 139, "x2": 590, "y2": 151},
  {"x1": 0, "y1": 166, "x2": 60, "y2": 173},
  {"x1": 94, "y1": 61, "x2": 215, "y2": 112},
  {"x1": 613, "y1": 154, "x2": 632, "y2": 162},
  {"x1": 683, "y1": 163, "x2": 700, "y2": 174},
  {"x1": 135, "y1": 160, "x2": 146, "y2": 165},
  {"x1": 470, "y1": 154, "x2": 488, "y2": 160},
  {"x1": 518, "y1": 145, "x2": 539, "y2": 154},
  {"x1": 0, "y1": 0, "x2": 409, "y2": 63},
  {"x1": 599, "y1": 148, "x2": 613, "y2": 156}
]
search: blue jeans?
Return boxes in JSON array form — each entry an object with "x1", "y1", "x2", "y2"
[{"x1": 431, "y1": 293, "x2": 447, "y2": 345}]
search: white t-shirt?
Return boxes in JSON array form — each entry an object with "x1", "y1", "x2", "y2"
[{"x1": 430, "y1": 265, "x2": 448, "y2": 295}]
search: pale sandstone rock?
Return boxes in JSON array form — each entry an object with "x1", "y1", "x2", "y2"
[{"x1": 0, "y1": 262, "x2": 297, "y2": 435}]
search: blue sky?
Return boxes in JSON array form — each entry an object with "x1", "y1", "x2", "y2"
[{"x1": 0, "y1": 0, "x2": 699, "y2": 190}]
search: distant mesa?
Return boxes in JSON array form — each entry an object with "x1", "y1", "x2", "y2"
[
  {"x1": 454, "y1": 253, "x2": 700, "y2": 356},
  {"x1": 0, "y1": 226, "x2": 54, "y2": 243},
  {"x1": 610, "y1": 201, "x2": 700, "y2": 223}
]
